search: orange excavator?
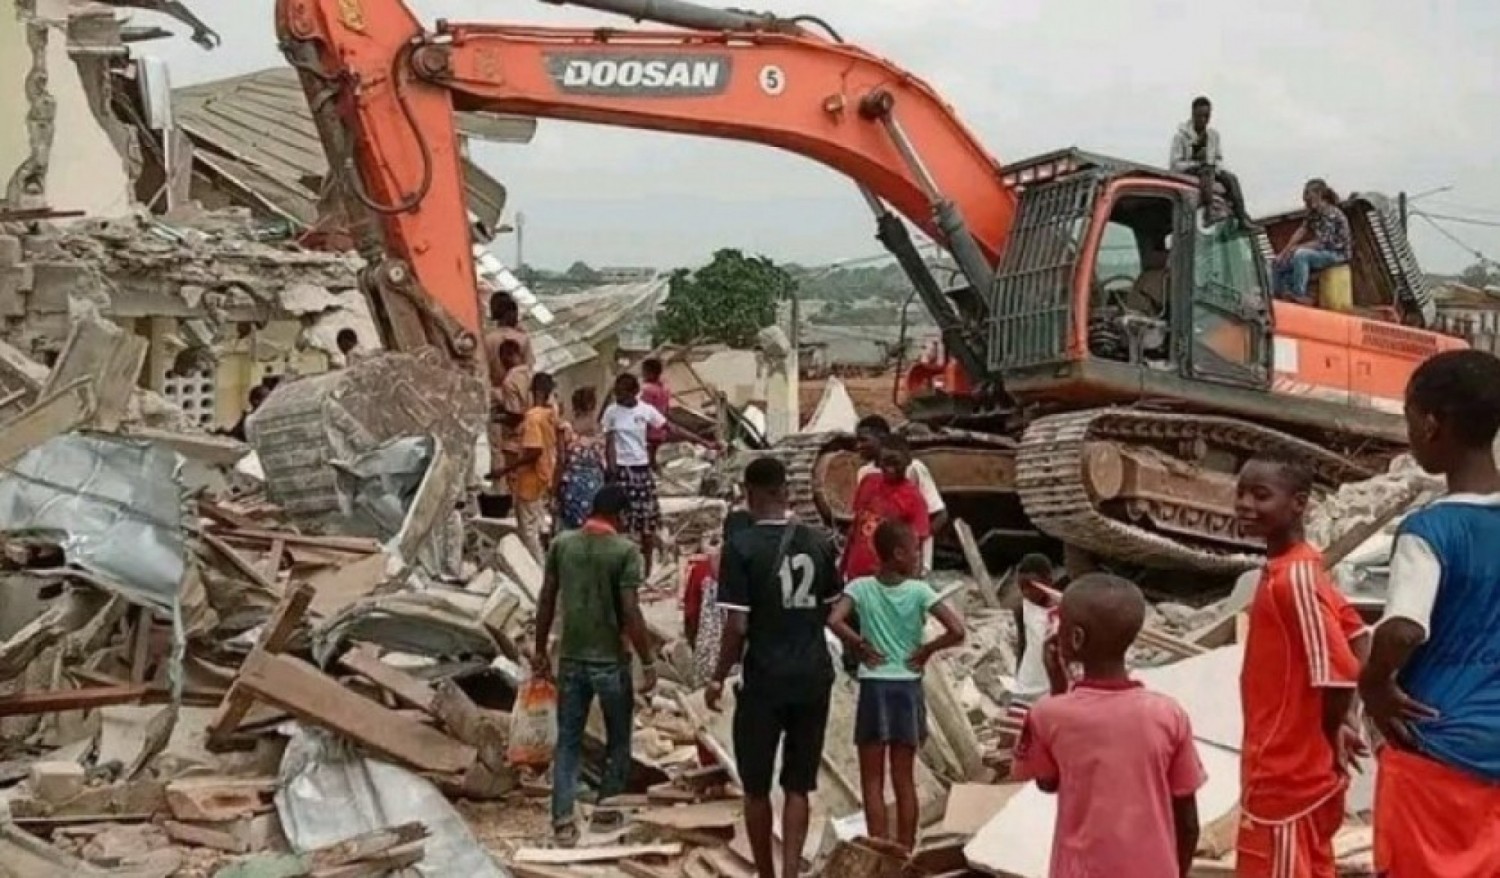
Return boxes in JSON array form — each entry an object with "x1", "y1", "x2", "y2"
[{"x1": 276, "y1": 0, "x2": 1464, "y2": 574}]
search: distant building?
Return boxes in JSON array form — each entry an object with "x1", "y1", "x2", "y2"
[{"x1": 597, "y1": 266, "x2": 658, "y2": 284}]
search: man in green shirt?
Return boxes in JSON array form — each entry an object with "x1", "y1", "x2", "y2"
[{"x1": 534, "y1": 484, "x2": 657, "y2": 844}]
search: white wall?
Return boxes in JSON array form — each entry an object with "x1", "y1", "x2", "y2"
[{"x1": 0, "y1": 0, "x2": 133, "y2": 216}]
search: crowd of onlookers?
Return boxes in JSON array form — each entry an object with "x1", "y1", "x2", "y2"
[{"x1": 527, "y1": 334, "x2": 1500, "y2": 878}]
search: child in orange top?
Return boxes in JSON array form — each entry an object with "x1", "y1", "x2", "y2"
[
  {"x1": 1233, "y1": 456, "x2": 1364, "y2": 878},
  {"x1": 841, "y1": 436, "x2": 930, "y2": 581}
]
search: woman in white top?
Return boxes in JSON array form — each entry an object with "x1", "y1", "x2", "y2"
[{"x1": 600, "y1": 372, "x2": 714, "y2": 575}]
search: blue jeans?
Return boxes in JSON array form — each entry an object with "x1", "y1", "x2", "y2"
[
  {"x1": 552, "y1": 659, "x2": 634, "y2": 827},
  {"x1": 1275, "y1": 248, "x2": 1344, "y2": 301}
]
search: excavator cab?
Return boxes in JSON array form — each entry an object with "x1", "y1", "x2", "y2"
[{"x1": 983, "y1": 150, "x2": 1274, "y2": 405}]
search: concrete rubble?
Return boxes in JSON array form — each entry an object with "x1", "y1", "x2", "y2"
[
  {"x1": 0, "y1": 2, "x2": 1455, "y2": 874},
  {"x1": 0, "y1": 294, "x2": 1436, "y2": 878}
]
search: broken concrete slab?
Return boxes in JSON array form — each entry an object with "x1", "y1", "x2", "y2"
[{"x1": 939, "y1": 782, "x2": 1023, "y2": 837}]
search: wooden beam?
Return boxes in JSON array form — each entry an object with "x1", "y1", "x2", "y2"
[
  {"x1": 337, "y1": 647, "x2": 437, "y2": 713},
  {"x1": 0, "y1": 684, "x2": 147, "y2": 717},
  {"x1": 215, "y1": 528, "x2": 381, "y2": 554},
  {"x1": 953, "y1": 519, "x2": 1000, "y2": 608},
  {"x1": 235, "y1": 651, "x2": 476, "y2": 775},
  {"x1": 206, "y1": 584, "x2": 313, "y2": 749}
]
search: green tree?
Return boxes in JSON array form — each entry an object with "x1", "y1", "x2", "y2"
[
  {"x1": 1460, "y1": 261, "x2": 1498, "y2": 289},
  {"x1": 656, "y1": 249, "x2": 793, "y2": 347}
]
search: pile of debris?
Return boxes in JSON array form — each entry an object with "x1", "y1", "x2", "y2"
[
  {"x1": 0, "y1": 297, "x2": 1446, "y2": 878},
  {"x1": 1, "y1": 208, "x2": 376, "y2": 370}
]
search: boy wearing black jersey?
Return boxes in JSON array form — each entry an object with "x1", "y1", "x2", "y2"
[{"x1": 709, "y1": 457, "x2": 841, "y2": 878}]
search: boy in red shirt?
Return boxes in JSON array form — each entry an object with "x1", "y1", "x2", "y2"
[
  {"x1": 1012, "y1": 573, "x2": 1206, "y2": 877},
  {"x1": 1234, "y1": 456, "x2": 1363, "y2": 878},
  {"x1": 841, "y1": 436, "x2": 930, "y2": 581}
]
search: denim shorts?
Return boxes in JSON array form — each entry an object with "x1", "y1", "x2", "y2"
[{"x1": 854, "y1": 678, "x2": 926, "y2": 746}]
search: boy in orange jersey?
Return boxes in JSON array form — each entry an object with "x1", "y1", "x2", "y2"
[{"x1": 1233, "y1": 455, "x2": 1364, "y2": 878}]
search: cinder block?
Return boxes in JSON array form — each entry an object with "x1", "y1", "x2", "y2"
[{"x1": 28, "y1": 760, "x2": 85, "y2": 804}]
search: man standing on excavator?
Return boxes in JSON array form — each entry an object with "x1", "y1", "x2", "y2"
[{"x1": 1170, "y1": 96, "x2": 1253, "y2": 228}]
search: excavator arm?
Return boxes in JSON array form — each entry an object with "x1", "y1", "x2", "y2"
[{"x1": 275, "y1": 0, "x2": 1016, "y2": 379}]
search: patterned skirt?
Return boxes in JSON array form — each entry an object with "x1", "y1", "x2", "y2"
[{"x1": 616, "y1": 464, "x2": 661, "y2": 539}]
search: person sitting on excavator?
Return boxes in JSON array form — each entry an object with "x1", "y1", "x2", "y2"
[
  {"x1": 1169, "y1": 96, "x2": 1253, "y2": 228},
  {"x1": 1273, "y1": 179, "x2": 1351, "y2": 306}
]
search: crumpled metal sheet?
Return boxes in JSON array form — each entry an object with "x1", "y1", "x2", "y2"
[
  {"x1": 312, "y1": 590, "x2": 496, "y2": 667},
  {"x1": 0, "y1": 433, "x2": 187, "y2": 607},
  {"x1": 331, "y1": 436, "x2": 433, "y2": 542},
  {"x1": 276, "y1": 725, "x2": 509, "y2": 878}
]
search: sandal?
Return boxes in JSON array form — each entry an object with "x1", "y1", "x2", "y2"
[
  {"x1": 589, "y1": 809, "x2": 626, "y2": 833},
  {"x1": 553, "y1": 819, "x2": 580, "y2": 847}
]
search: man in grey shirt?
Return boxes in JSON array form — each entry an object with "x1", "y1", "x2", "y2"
[{"x1": 1170, "y1": 96, "x2": 1253, "y2": 228}]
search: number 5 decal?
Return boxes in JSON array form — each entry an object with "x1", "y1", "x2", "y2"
[{"x1": 759, "y1": 65, "x2": 786, "y2": 96}]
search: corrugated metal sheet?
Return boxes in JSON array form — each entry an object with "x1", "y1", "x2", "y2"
[
  {"x1": 528, "y1": 279, "x2": 669, "y2": 374},
  {"x1": 174, "y1": 67, "x2": 535, "y2": 228}
]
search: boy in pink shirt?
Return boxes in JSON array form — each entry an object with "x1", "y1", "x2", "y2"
[
  {"x1": 1012, "y1": 573, "x2": 1206, "y2": 878},
  {"x1": 640, "y1": 358, "x2": 671, "y2": 468}
]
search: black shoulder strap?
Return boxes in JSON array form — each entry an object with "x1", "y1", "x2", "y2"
[{"x1": 767, "y1": 520, "x2": 799, "y2": 593}]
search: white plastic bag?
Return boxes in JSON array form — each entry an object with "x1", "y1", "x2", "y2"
[{"x1": 507, "y1": 675, "x2": 558, "y2": 767}]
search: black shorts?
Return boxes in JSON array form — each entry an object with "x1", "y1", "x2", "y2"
[
  {"x1": 732, "y1": 679, "x2": 832, "y2": 797},
  {"x1": 854, "y1": 679, "x2": 926, "y2": 747}
]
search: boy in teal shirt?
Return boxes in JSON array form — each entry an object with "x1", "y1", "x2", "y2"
[{"x1": 828, "y1": 519, "x2": 965, "y2": 851}]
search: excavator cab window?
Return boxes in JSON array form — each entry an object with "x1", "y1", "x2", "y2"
[
  {"x1": 1086, "y1": 193, "x2": 1176, "y2": 365},
  {"x1": 1179, "y1": 211, "x2": 1272, "y2": 388}
]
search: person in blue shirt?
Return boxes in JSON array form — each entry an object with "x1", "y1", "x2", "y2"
[
  {"x1": 827, "y1": 519, "x2": 964, "y2": 852},
  {"x1": 1360, "y1": 348, "x2": 1500, "y2": 876}
]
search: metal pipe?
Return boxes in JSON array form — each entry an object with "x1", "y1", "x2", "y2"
[
  {"x1": 873, "y1": 114, "x2": 996, "y2": 294},
  {"x1": 536, "y1": 0, "x2": 800, "y2": 33}
]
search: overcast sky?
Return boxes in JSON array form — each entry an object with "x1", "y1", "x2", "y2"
[{"x1": 144, "y1": 0, "x2": 1500, "y2": 274}]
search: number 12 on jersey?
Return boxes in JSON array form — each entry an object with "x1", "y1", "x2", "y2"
[{"x1": 779, "y1": 553, "x2": 817, "y2": 609}]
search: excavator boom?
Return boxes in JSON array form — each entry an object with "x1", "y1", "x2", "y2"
[{"x1": 274, "y1": 0, "x2": 1015, "y2": 371}]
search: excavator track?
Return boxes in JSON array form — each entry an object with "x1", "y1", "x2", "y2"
[
  {"x1": 1016, "y1": 408, "x2": 1377, "y2": 574},
  {"x1": 743, "y1": 427, "x2": 1017, "y2": 534}
]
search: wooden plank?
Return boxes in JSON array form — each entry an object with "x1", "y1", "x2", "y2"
[
  {"x1": 166, "y1": 776, "x2": 276, "y2": 822},
  {"x1": 306, "y1": 822, "x2": 427, "y2": 869},
  {"x1": 206, "y1": 584, "x2": 313, "y2": 749},
  {"x1": 217, "y1": 528, "x2": 381, "y2": 554},
  {"x1": 0, "y1": 380, "x2": 95, "y2": 468},
  {"x1": 953, "y1": 519, "x2": 1000, "y2": 608},
  {"x1": 307, "y1": 552, "x2": 391, "y2": 618},
  {"x1": 312, "y1": 843, "x2": 423, "y2": 878},
  {"x1": 162, "y1": 819, "x2": 249, "y2": 854},
  {"x1": 702, "y1": 847, "x2": 755, "y2": 878},
  {"x1": 260, "y1": 538, "x2": 285, "y2": 581},
  {"x1": 634, "y1": 800, "x2": 742, "y2": 830},
  {"x1": 0, "y1": 684, "x2": 147, "y2": 717},
  {"x1": 1136, "y1": 625, "x2": 1209, "y2": 659},
  {"x1": 510, "y1": 866, "x2": 579, "y2": 878},
  {"x1": 337, "y1": 647, "x2": 437, "y2": 712},
  {"x1": 235, "y1": 651, "x2": 476, "y2": 775},
  {"x1": 513, "y1": 843, "x2": 683, "y2": 865},
  {"x1": 201, "y1": 533, "x2": 281, "y2": 595},
  {"x1": 129, "y1": 607, "x2": 152, "y2": 685}
]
